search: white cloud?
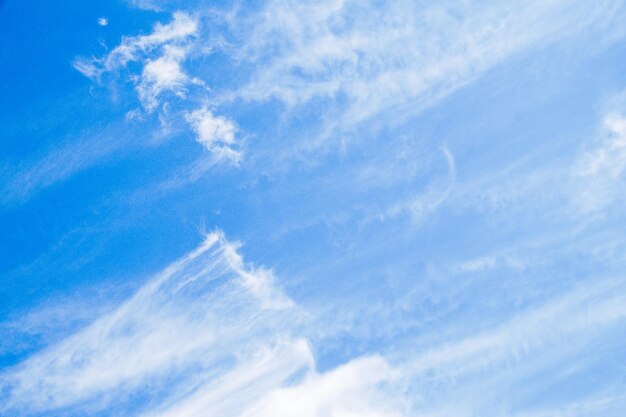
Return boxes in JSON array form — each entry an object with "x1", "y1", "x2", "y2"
[
  {"x1": 68, "y1": 1, "x2": 626, "y2": 175},
  {"x1": 73, "y1": 11, "x2": 242, "y2": 163},
  {"x1": 186, "y1": 108, "x2": 240, "y2": 163},
  {"x1": 582, "y1": 115, "x2": 626, "y2": 177},
  {"x1": 23, "y1": 2, "x2": 626, "y2": 416},
  {"x1": 575, "y1": 113, "x2": 626, "y2": 212},
  {"x1": 0, "y1": 232, "x2": 297, "y2": 415},
  {"x1": 128, "y1": 0, "x2": 164, "y2": 11},
  {"x1": 228, "y1": 0, "x2": 621, "y2": 148},
  {"x1": 136, "y1": 45, "x2": 190, "y2": 111},
  {"x1": 97, "y1": 17, "x2": 108, "y2": 27},
  {"x1": 405, "y1": 279, "x2": 626, "y2": 378},
  {"x1": 137, "y1": 341, "x2": 404, "y2": 417},
  {"x1": 74, "y1": 12, "x2": 198, "y2": 111},
  {"x1": 2, "y1": 230, "x2": 626, "y2": 417},
  {"x1": 512, "y1": 393, "x2": 626, "y2": 417},
  {"x1": 143, "y1": 340, "x2": 315, "y2": 417},
  {"x1": 72, "y1": 10, "x2": 246, "y2": 168},
  {"x1": 106, "y1": 11, "x2": 197, "y2": 69},
  {"x1": 382, "y1": 277, "x2": 626, "y2": 417},
  {"x1": 0, "y1": 231, "x2": 408, "y2": 417},
  {"x1": 239, "y1": 355, "x2": 404, "y2": 417},
  {"x1": 444, "y1": 104, "x2": 626, "y2": 223},
  {"x1": 0, "y1": 122, "x2": 129, "y2": 206},
  {"x1": 455, "y1": 253, "x2": 527, "y2": 274},
  {"x1": 458, "y1": 256, "x2": 498, "y2": 273},
  {"x1": 375, "y1": 145, "x2": 455, "y2": 223}
]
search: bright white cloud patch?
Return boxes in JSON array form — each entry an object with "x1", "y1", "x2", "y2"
[
  {"x1": 72, "y1": 11, "x2": 243, "y2": 163},
  {"x1": 97, "y1": 17, "x2": 108, "y2": 26},
  {"x1": 137, "y1": 45, "x2": 190, "y2": 111},
  {"x1": 142, "y1": 340, "x2": 314, "y2": 417},
  {"x1": 186, "y1": 108, "x2": 240, "y2": 163},
  {"x1": 239, "y1": 356, "x2": 404, "y2": 417},
  {"x1": 74, "y1": 12, "x2": 198, "y2": 110}
]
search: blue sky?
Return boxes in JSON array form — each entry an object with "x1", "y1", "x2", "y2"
[{"x1": 2, "y1": 0, "x2": 626, "y2": 415}]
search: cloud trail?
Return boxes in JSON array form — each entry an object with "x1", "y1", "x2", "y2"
[
  {"x1": 2, "y1": 231, "x2": 625, "y2": 417},
  {"x1": 225, "y1": 0, "x2": 626, "y2": 152},
  {"x1": 0, "y1": 232, "x2": 297, "y2": 415}
]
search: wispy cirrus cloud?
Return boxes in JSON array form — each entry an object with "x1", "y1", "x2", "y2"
[
  {"x1": 74, "y1": 11, "x2": 202, "y2": 113},
  {"x1": 235, "y1": 355, "x2": 405, "y2": 417},
  {"x1": 0, "y1": 232, "x2": 411, "y2": 417},
  {"x1": 0, "y1": 232, "x2": 295, "y2": 415},
  {"x1": 575, "y1": 113, "x2": 626, "y2": 212},
  {"x1": 223, "y1": 0, "x2": 626, "y2": 154},
  {"x1": 74, "y1": 11, "x2": 198, "y2": 87},
  {"x1": 74, "y1": 11, "x2": 241, "y2": 162},
  {"x1": 0, "y1": 123, "x2": 128, "y2": 206},
  {"x1": 3, "y1": 231, "x2": 625, "y2": 416},
  {"x1": 448, "y1": 97, "x2": 626, "y2": 224},
  {"x1": 16, "y1": 0, "x2": 623, "y2": 209},
  {"x1": 72, "y1": 0, "x2": 626, "y2": 171},
  {"x1": 377, "y1": 144, "x2": 456, "y2": 224}
]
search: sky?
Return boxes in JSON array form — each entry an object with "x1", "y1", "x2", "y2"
[{"x1": 1, "y1": 0, "x2": 626, "y2": 416}]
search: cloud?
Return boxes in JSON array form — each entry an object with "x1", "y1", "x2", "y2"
[
  {"x1": 106, "y1": 11, "x2": 197, "y2": 69},
  {"x1": 136, "y1": 45, "x2": 191, "y2": 111},
  {"x1": 575, "y1": 113, "x2": 626, "y2": 212},
  {"x1": 384, "y1": 277, "x2": 626, "y2": 417},
  {"x1": 74, "y1": 12, "x2": 198, "y2": 111},
  {"x1": 2, "y1": 229, "x2": 626, "y2": 417},
  {"x1": 0, "y1": 232, "x2": 296, "y2": 415},
  {"x1": 186, "y1": 108, "x2": 240, "y2": 163},
  {"x1": 375, "y1": 144, "x2": 456, "y2": 223},
  {"x1": 140, "y1": 350, "x2": 406, "y2": 417},
  {"x1": 97, "y1": 17, "x2": 108, "y2": 27},
  {"x1": 17, "y1": 5, "x2": 625, "y2": 415},
  {"x1": 238, "y1": 355, "x2": 404, "y2": 417},
  {"x1": 227, "y1": 0, "x2": 622, "y2": 149},
  {"x1": 127, "y1": 0, "x2": 161, "y2": 11},
  {"x1": 0, "y1": 231, "x2": 408, "y2": 417},
  {"x1": 73, "y1": 11, "x2": 243, "y2": 163},
  {"x1": 67, "y1": 0, "x2": 626, "y2": 181},
  {"x1": 457, "y1": 256, "x2": 498, "y2": 273},
  {"x1": 406, "y1": 279, "x2": 626, "y2": 377},
  {"x1": 581, "y1": 115, "x2": 626, "y2": 177},
  {"x1": 512, "y1": 393, "x2": 626, "y2": 417},
  {"x1": 0, "y1": 123, "x2": 129, "y2": 206},
  {"x1": 445, "y1": 100, "x2": 626, "y2": 225},
  {"x1": 68, "y1": 0, "x2": 626, "y2": 180},
  {"x1": 142, "y1": 340, "x2": 314, "y2": 417}
]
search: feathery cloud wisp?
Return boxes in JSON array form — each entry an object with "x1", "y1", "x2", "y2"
[{"x1": 0, "y1": 232, "x2": 296, "y2": 415}]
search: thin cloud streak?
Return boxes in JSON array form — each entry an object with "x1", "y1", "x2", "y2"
[
  {"x1": 225, "y1": 0, "x2": 626, "y2": 154},
  {"x1": 0, "y1": 125, "x2": 127, "y2": 207},
  {"x1": 0, "y1": 232, "x2": 297, "y2": 415}
]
